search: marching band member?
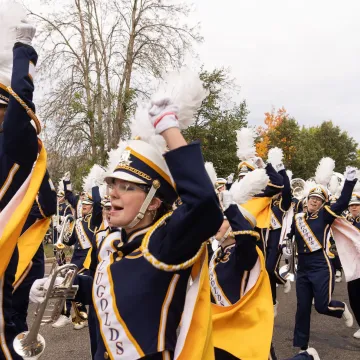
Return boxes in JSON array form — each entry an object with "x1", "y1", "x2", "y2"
[
  {"x1": 285, "y1": 161, "x2": 357, "y2": 353},
  {"x1": 209, "y1": 168, "x2": 273, "y2": 360},
  {"x1": 52, "y1": 184, "x2": 101, "y2": 330},
  {"x1": 40, "y1": 71, "x2": 222, "y2": 359},
  {"x1": 266, "y1": 148, "x2": 292, "y2": 316},
  {"x1": 11, "y1": 171, "x2": 56, "y2": 332},
  {"x1": 345, "y1": 192, "x2": 360, "y2": 338},
  {"x1": 0, "y1": 16, "x2": 41, "y2": 359}
]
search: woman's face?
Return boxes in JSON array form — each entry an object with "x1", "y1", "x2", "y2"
[
  {"x1": 109, "y1": 179, "x2": 147, "y2": 227},
  {"x1": 82, "y1": 204, "x2": 93, "y2": 216},
  {"x1": 349, "y1": 204, "x2": 360, "y2": 218},
  {"x1": 307, "y1": 196, "x2": 323, "y2": 213}
]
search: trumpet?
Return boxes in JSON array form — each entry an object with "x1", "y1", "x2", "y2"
[
  {"x1": 55, "y1": 214, "x2": 74, "y2": 250},
  {"x1": 279, "y1": 237, "x2": 297, "y2": 282},
  {"x1": 291, "y1": 178, "x2": 306, "y2": 200},
  {"x1": 13, "y1": 264, "x2": 78, "y2": 359}
]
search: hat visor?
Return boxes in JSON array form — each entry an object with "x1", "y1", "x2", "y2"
[
  {"x1": 104, "y1": 171, "x2": 147, "y2": 185},
  {"x1": 349, "y1": 201, "x2": 360, "y2": 206},
  {"x1": 82, "y1": 200, "x2": 94, "y2": 205}
]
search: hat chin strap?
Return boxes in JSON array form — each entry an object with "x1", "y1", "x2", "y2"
[{"x1": 124, "y1": 180, "x2": 160, "y2": 229}]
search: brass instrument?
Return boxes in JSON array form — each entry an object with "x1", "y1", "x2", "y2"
[
  {"x1": 13, "y1": 264, "x2": 78, "y2": 359},
  {"x1": 55, "y1": 214, "x2": 74, "y2": 249},
  {"x1": 279, "y1": 237, "x2": 297, "y2": 282},
  {"x1": 72, "y1": 302, "x2": 88, "y2": 324},
  {"x1": 54, "y1": 214, "x2": 74, "y2": 263},
  {"x1": 291, "y1": 178, "x2": 306, "y2": 200}
]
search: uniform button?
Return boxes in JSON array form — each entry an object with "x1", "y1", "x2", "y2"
[
  {"x1": 104, "y1": 352, "x2": 109, "y2": 359},
  {"x1": 116, "y1": 251, "x2": 123, "y2": 261}
]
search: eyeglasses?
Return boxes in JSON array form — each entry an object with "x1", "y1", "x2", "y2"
[{"x1": 108, "y1": 181, "x2": 149, "y2": 194}]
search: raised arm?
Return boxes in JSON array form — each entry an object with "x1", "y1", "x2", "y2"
[
  {"x1": 90, "y1": 186, "x2": 102, "y2": 229},
  {"x1": 279, "y1": 169, "x2": 292, "y2": 211},
  {"x1": 224, "y1": 204, "x2": 258, "y2": 270},
  {"x1": 3, "y1": 38, "x2": 38, "y2": 166}
]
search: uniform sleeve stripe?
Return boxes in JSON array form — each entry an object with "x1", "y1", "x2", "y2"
[{"x1": 0, "y1": 164, "x2": 20, "y2": 201}]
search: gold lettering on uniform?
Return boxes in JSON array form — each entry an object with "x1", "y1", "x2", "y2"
[
  {"x1": 100, "y1": 298, "x2": 108, "y2": 311},
  {"x1": 97, "y1": 285, "x2": 105, "y2": 298},
  {"x1": 95, "y1": 272, "x2": 104, "y2": 285},
  {"x1": 110, "y1": 328, "x2": 119, "y2": 341},
  {"x1": 116, "y1": 342, "x2": 124, "y2": 355},
  {"x1": 104, "y1": 312, "x2": 111, "y2": 326}
]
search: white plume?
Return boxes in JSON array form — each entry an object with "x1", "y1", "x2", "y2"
[
  {"x1": 0, "y1": 2, "x2": 26, "y2": 71},
  {"x1": 57, "y1": 178, "x2": 64, "y2": 192},
  {"x1": 105, "y1": 140, "x2": 128, "y2": 177},
  {"x1": 130, "y1": 104, "x2": 166, "y2": 154},
  {"x1": 303, "y1": 179, "x2": 317, "y2": 199},
  {"x1": 286, "y1": 170, "x2": 293, "y2": 181},
  {"x1": 151, "y1": 68, "x2": 209, "y2": 129},
  {"x1": 315, "y1": 157, "x2": 335, "y2": 187},
  {"x1": 99, "y1": 183, "x2": 108, "y2": 198},
  {"x1": 267, "y1": 147, "x2": 283, "y2": 169},
  {"x1": 352, "y1": 169, "x2": 360, "y2": 193},
  {"x1": 328, "y1": 174, "x2": 339, "y2": 196},
  {"x1": 336, "y1": 179, "x2": 345, "y2": 198},
  {"x1": 205, "y1": 162, "x2": 217, "y2": 186},
  {"x1": 230, "y1": 169, "x2": 269, "y2": 205},
  {"x1": 236, "y1": 127, "x2": 257, "y2": 161},
  {"x1": 83, "y1": 165, "x2": 106, "y2": 194}
]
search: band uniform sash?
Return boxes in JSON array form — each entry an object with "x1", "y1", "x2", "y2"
[
  {"x1": 0, "y1": 144, "x2": 47, "y2": 277},
  {"x1": 174, "y1": 248, "x2": 214, "y2": 360},
  {"x1": 14, "y1": 216, "x2": 51, "y2": 284},
  {"x1": 331, "y1": 218, "x2": 360, "y2": 282},
  {"x1": 75, "y1": 218, "x2": 92, "y2": 249},
  {"x1": 211, "y1": 247, "x2": 273, "y2": 360},
  {"x1": 93, "y1": 254, "x2": 145, "y2": 359},
  {"x1": 295, "y1": 213, "x2": 322, "y2": 252},
  {"x1": 242, "y1": 197, "x2": 272, "y2": 229},
  {"x1": 270, "y1": 210, "x2": 282, "y2": 230},
  {"x1": 209, "y1": 247, "x2": 232, "y2": 307}
]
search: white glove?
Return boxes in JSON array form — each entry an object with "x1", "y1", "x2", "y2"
[
  {"x1": 148, "y1": 98, "x2": 179, "y2": 135},
  {"x1": 29, "y1": 277, "x2": 47, "y2": 304},
  {"x1": 227, "y1": 173, "x2": 234, "y2": 184},
  {"x1": 254, "y1": 157, "x2": 266, "y2": 169},
  {"x1": 221, "y1": 190, "x2": 233, "y2": 211},
  {"x1": 16, "y1": 20, "x2": 36, "y2": 46},
  {"x1": 29, "y1": 276, "x2": 64, "y2": 304},
  {"x1": 276, "y1": 163, "x2": 285, "y2": 172},
  {"x1": 282, "y1": 246, "x2": 292, "y2": 259},
  {"x1": 63, "y1": 171, "x2": 71, "y2": 182},
  {"x1": 345, "y1": 166, "x2": 357, "y2": 181}
]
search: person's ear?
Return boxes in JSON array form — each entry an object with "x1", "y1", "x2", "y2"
[{"x1": 148, "y1": 197, "x2": 161, "y2": 211}]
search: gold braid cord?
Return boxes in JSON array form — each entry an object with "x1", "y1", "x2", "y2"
[
  {"x1": 230, "y1": 230, "x2": 260, "y2": 241},
  {"x1": 140, "y1": 212, "x2": 206, "y2": 272},
  {"x1": 7, "y1": 86, "x2": 41, "y2": 135}
]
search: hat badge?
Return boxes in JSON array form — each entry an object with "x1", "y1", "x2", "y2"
[{"x1": 118, "y1": 150, "x2": 132, "y2": 167}]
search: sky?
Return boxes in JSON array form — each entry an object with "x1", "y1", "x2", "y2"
[{"x1": 189, "y1": 0, "x2": 360, "y2": 141}]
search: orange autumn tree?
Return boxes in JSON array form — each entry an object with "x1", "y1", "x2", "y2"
[{"x1": 256, "y1": 107, "x2": 288, "y2": 158}]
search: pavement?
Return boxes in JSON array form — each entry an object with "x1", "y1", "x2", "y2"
[{"x1": 26, "y1": 266, "x2": 360, "y2": 360}]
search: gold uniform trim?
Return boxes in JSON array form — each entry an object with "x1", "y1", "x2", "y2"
[
  {"x1": 324, "y1": 205, "x2": 341, "y2": 218},
  {"x1": 115, "y1": 164, "x2": 152, "y2": 181},
  {"x1": 140, "y1": 212, "x2": 205, "y2": 271},
  {"x1": 230, "y1": 230, "x2": 260, "y2": 241},
  {"x1": 267, "y1": 182, "x2": 284, "y2": 189}
]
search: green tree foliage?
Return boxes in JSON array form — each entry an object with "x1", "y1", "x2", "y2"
[
  {"x1": 183, "y1": 68, "x2": 249, "y2": 177},
  {"x1": 266, "y1": 119, "x2": 360, "y2": 179}
]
